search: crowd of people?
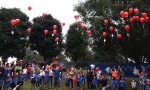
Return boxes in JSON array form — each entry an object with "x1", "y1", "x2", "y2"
[{"x1": 0, "y1": 60, "x2": 150, "y2": 90}]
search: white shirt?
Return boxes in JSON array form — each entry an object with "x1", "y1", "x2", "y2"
[
  {"x1": 23, "y1": 69, "x2": 27, "y2": 74},
  {"x1": 49, "y1": 69, "x2": 53, "y2": 76},
  {"x1": 96, "y1": 70, "x2": 102, "y2": 79},
  {"x1": 131, "y1": 81, "x2": 137, "y2": 88},
  {"x1": 39, "y1": 70, "x2": 45, "y2": 76}
]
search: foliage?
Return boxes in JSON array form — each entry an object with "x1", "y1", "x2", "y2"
[
  {"x1": 74, "y1": 0, "x2": 150, "y2": 63},
  {"x1": 65, "y1": 23, "x2": 88, "y2": 65},
  {"x1": 0, "y1": 8, "x2": 30, "y2": 60},
  {"x1": 29, "y1": 14, "x2": 63, "y2": 62}
]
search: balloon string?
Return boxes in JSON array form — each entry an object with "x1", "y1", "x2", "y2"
[
  {"x1": 127, "y1": 33, "x2": 129, "y2": 42},
  {"x1": 41, "y1": 17, "x2": 44, "y2": 24},
  {"x1": 142, "y1": 24, "x2": 144, "y2": 29},
  {"x1": 11, "y1": 26, "x2": 14, "y2": 36}
]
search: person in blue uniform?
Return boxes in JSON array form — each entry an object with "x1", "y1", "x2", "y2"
[
  {"x1": 44, "y1": 69, "x2": 49, "y2": 86},
  {"x1": 4, "y1": 74, "x2": 12, "y2": 90},
  {"x1": 53, "y1": 67, "x2": 61, "y2": 89},
  {"x1": 17, "y1": 71, "x2": 25, "y2": 89},
  {"x1": 35, "y1": 74, "x2": 41, "y2": 88},
  {"x1": 119, "y1": 77, "x2": 126, "y2": 90},
  {"x1": 78, "y1": 72, "x2": 85, "y2": 90},
  {"x1": 31, "y1": 71, "x2": 36, "y2": 88},
  {"x1": 65, "y1": 74, "x2": 70, "y2": 90},
  {"x1": 11, "y1": 72, "x2": 18, "y2": 89},
  {"x1": 91, "y1": 76, "x2": 97, "y2": 90}
]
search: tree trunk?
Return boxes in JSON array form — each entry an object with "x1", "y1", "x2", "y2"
[{"x1": 44, "y1": 56, "x2": 47, "y2": 64}]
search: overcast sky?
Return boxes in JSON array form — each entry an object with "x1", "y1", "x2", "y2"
[{"x1": 0, "y1": 0, "x2": 84, "y2": 35}]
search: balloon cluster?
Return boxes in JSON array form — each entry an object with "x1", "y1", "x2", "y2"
[
  {"x1": 27, "y1": 6, "x2": 61, "y2": 43},
  {"x1": 10, "y1": 18, "x2": 20, "y2": 26},
  {"x1": 73, "y1": 7, "x2": 149, "y2": 47}
]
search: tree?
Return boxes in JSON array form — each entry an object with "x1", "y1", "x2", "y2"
[
  {"x1": 65, "y1": 23, "x2": 88, "y2": 66},
  {"x1": 74, "y1": 0, "x2": 150, "y2": 63},
  {"x1": 29, "y1": 14, "x2": 63, "y2": 62},
  {"x1": 0, "y1": 8, "x2": 30, "y2": 60},
  {"x1": 74, "y1": 0, "x2": 126, "y2": 63}
]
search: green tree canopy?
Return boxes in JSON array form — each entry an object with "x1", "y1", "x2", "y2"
[
  {"x1": 0, "y1": 8, "x2": 30, "y2": 60},
  {"x1": 65, "y1": 23, "x2": 88, "y2": 65},
  {"x1": 29, "y1": 14, "x2": 63, "y2": 62},
  {"x1": 74, "y1": 0, "x2": 150, "y2": 63}
]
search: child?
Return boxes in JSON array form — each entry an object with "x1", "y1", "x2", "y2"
[
  {"x1": 4, "y1": 74, "x2": 12, "y2": 90},
  {"x1": 131, "y1": 80, "x2": 137, "y2": 90},
  {"x1": 44, "y1": 69, "x2": 49, "y2": 86},
  {"x1": 78, "y1": 72, "x2": 85, "y2": 90},
  {"x1": 146, "y1": 79, "x2": 150, "y2": 90},
  {"x1": 91, "y1": 76, "x2": 97, "y2": 90},
  {"x1": 53, "y1": 67, "x2": 61, "y2": 89},
  {"x1": 119, "y1": 77, "x2": 126, "y2": 90},
  {"x1": 11, "y1": 72, "x2": 18, "y2": 89},
  {"x1": 39, "y1": 69, "x2": 45, "y2": 85},
  {"x1": 113, "y1": 79, "x2": 119, "y2": 90},
  {"x1": 64, "y1": 74, "x2": 70, "y2": 90},
  {"x1": 17, "y1": 71, "x2": 25, "y2": 89},
  {"x1": 49, "y1": 68, "x2": 53, "y2": 87},
  {"x1": 110, "y1": 77, "x2": 114, "y2": 89},
  {"x1": 35, "y1": 73, "x2": 41, "y2": 88},
  {"x1": 31, "y1": 71, "x2": 36, "y2": 89}
]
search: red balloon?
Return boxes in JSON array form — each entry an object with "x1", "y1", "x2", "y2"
[
  {"x1": 135, "y1": 16, "x2": 139, "y2": 21},
  {"x1": 10, "y1": 19, "x2": 16, "y2": 26},
  {"x1": 27, "y1": 28, "x2": 32, "y2": 33},
  {"x1": 142, "y1": 13, "x2": 147, "y2": 18},
  {"x1": 42, "y1": 13, "x2": 46, "y2": 17},
  {"x1": 102, "y1": 32, "x2": 107, "y2": 37},
  {"x1": 62, "y1": 22, "x2": 65, "y2": 26},
  {"x1": 125, "y1": 25, "x2": 130, "y2": 31},
  {"x1": 140, "y1": 17, "x2": 145, "y2": 23},
  {"x1": 129, "y1": 8, "x2": 133, "y2": 14},
  {"x1": 120, "y1": 11, "x2": 125, "y2": 18},
  {"x1": 124, "y1": 12, "x2": 129, "y2": 17},
  {"x1": 117, "y1": 34, "x2": 122, "y2": 39},
  {"x1": 134, "y1": 8, "x2": 139, "y2": 13},
  {"x1": 132, "y1": 16, "x2": 136, "y2": 21},
  {"x1": 81, "y1": 24, "x2": 86, "y2": 29},
  {"x1": 145, "y1": 17, "x2": 149, "y2": 22},
  {"x1": 53, "y1": 25, "x2": 57, "y2": 30},
  {"x1": 104, "y1": 19, "x2": 108, "y2": 25},
  {"x1": 15, "y1": 19, "x2": 20, "y2": 24},
  {"x1": 44, "y1": 30, "x2": 48, "y2": 35},
  {"x1": 74, "y1": 15, "x2": 78, "y2": 19},
  {"x1": 53, "y1": 30, "x2": 57, "y2": 35},
  {"x1": 129, "y1": 18, "x2": 133, "y2": 23},
  {"x1": 55, "y1": 37, "x2": 59, "y2": 42},
  {"x1": 87, "y1": 30, "x2": 92, "y2": 36},
  {"x1": 77, "y1": 20, "x2": 82, "y2": 25},
  {"x1": 109, "y1": 26, "x2": 114, "y2": 32},
  {"x1": 28, "y1": 6, "x2": 32, "y2": 11}
]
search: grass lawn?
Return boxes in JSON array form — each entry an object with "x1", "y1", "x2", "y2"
[
  {"x1": 20, "y1": 77, "x2": 140, "y2": 90},
  {"x1": 12, "y1": 66, "x2": 140, "y2": 90}
]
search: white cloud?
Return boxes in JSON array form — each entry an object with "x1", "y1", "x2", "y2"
[{"x1": 0, "y1": 0, "x2": 82, "y2": 35}]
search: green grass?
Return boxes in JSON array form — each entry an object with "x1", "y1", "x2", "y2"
[
  {"x1": 11, "y1": 66, "x2": 140, "y2": 90},
  {"x1": 20, "y1": 77, "x2": 140, "y2": 90}
]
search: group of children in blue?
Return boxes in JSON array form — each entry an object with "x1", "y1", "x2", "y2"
[
  {"x1": 0, "y1": 63, "x2": 25, "y2": 90},
  {"x1": 1, "y1": 61, "x2": 150, "y2": 90}
]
